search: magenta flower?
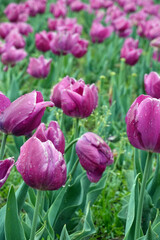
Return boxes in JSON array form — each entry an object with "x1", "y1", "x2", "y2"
[
  {"x1": 150, "y1": 37, "x2": 160, "y2": 48},
  {"x1": 71, "y1": 38, "x2": 88, "y2": 58},
  {"x1": 120, "y1": 37, "x2": 142, "y2": 65},
  {"x1": 76, "y1": 132, "x2": 114, "y2": 182},
  {"x1": 113, "y1": 16, "x2": 132, "y2": 37},
  {"x1": 50, "y1": 1, "x2": 67, "y2": 18},
  {"x1": 33, "y1": 121, "x2": 65, "y2": 154},
  {"x1": 16, "y1": 136, "x2": 67, "y2": 190},
  {"x1": 153, "y1": 50, "x2": 160, "y2": 62},
  {"x1": 70, "y1": 1, "x2": 86, "y2": 12},
  {"x1": 35, "y1": 31, "x2": 51, "y2": 52},
  {"x1": 4, "y1": 3, "x2": 28, "y2": 22},
  {"x1": 5, "y1": 29, "x2": 25, "y2": 49},
  {"x1": 144, "y1": 72, "x2": 160, "y2": 98},
  {"x1": 0, "y1": 91, "x2": 54, "y2": 136},
  {"x1": 27, "y1": 55, "x2": 52, "y2": 78},
  {"x1": 0, "y1": 23, "x2": 15, "y2": 39},
  {"x1": 61, "y1": 79, "x2": 98, "y2": 118},
  {"x1": 0, "y1": 158, "x2": 14, "y2": 188},
  {"x1": 50, "y1": 31, "x2": 79, "y2": 55},
  {"x1": 17, "y1": 23, "x2": 33, "y2": 36},
  {"x1": 90, "y1": 22, "x2": 113, "y2": 43},
  {"x1": 126, "y1": 95, "x2": 160, "y2": 152},
  {"x1": 1, "y1": 45, "x2": 27, "y2": 66},
  {"x1": 50, "y1": 76, "x2": 76, "y2": 108}
]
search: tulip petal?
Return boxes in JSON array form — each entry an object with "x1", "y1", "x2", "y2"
[{"x1": 0, "y1": 158, "x2": 14, "y2": 188}]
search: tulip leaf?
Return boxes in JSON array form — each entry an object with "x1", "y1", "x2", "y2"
[
  {"x1": 22, "y1": 221, "x2": 31, "y2": 240},
  {"x1": 137, "y1": 223, "x2": 159, "y2": 240},
  {"x1": 7, "y1": 77, "x2": 19, "y2": 102},
  {"x1": 5, "y1": 185, "x2": 26, "y2": 240},
  {"x1": 60, "y1": 225, "x2": 71, "y2": 240},
  {"x1": 35, "y1": 221, "x2": 46, "y2": 240},
  {"x1": 124, "y1": 174, "x2": 140, "y2": 240},
  {"x1": 70, "y1": 203, "x2": 96, "y2": 240},
  {"x1": 23, "y1": 202, "x2": 34, "y2": 225}
]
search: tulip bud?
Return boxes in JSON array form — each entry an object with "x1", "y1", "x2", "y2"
[
  {"x1": 27, "y1": 55, "x2": 52, "y2": 78},
  {"x1": 5, "y1": 29, "x2": 25, "y2": 49},
  {"x1": 16, "y1": 137, "x2": 67, "y2": 190},
  {"x1": 0, "y1": 158, "x2": 14, "y2": 188},
  {"x1": 144, "y1": 72, "x2": 160, "y2": 98},
  {"x1": 34, "y1": 121, "x2": 65, "y2": 154},
  {"x1": 126, "y1": 95, "x2": 160, "y2": 152},
  {"x1": 90, "y1": 22, "x2": 113, "y2": 43},
  {"x1": 71, "y1": 38, "x2": 88, "y2": 58},
  {"x1": 76, "y1": 132, "x2": 114, "y2": 182},
  {"x1": 35, "y1": 31, "x2": 51, "y2": 52},
  {"x1": 0, "y1": 91, "x2": 54, "y2": 136}
]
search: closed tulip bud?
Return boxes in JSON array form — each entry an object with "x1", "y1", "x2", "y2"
[
  {"x1": 0, "y1": 158, "x2": 15, "y2": 188},
  {"x1": 34, "y1": 121, "x2": 65, "y2": 154},
  {"x1": 0, "y1": 91, "x2": 54, "y2": 136},
  {"x1": 126, "y1": 95, "x2": 160, "y2": 152},
  {"x1": 16, "y1": 137, "x2": 67, "y2": 190},
  {"x1": 35, "y1": 31, "x2": 51, "y2": 52},
  {"x1": 27, "y1": 55, "x2": 52, "y2": 78},
  {"x1": 144, "y1": 72, "x2": 160, "y2": 98},
  {"x1": 76, "y1": 132, "x2": 114, "y2": 182},
  {"x1": 50, "y1": 76, "x2": 76, "y2": 108}
]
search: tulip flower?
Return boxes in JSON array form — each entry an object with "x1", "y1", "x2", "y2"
[
  {"x1": 126, "y1": 95, "x2": 160, "y2": 152},
  {"x1": 0, "y1": 158, "x2": 14, "y2": 188},
  {"x1": 17, "y1": 22, "x2": 33, "y2": 36},
  {"x1": 5, "y1": 29, "x2": 25, "y2": 49},
  {"x1": 35, "y1": 31, "x2": 51, "y2": 52},
  {"x1": 113, "y1": 16, "x2": 132, "y2": 37},
  {"x1": 34, "y1": 121, "x2": 65, "y2": 154},
  {"x1": 70, "y1": 1, "x2": 86, "y2": 12},
  {"x1": 50, "y1": 76, "x2": 76, "y2": 108},
  {"x1": 120, "y1": 37, "x2": 142, "y2": 65},
  {"x1": 16, "y1": 136, "x2": 67, "y2": 190},
  {"x1": 144, "y1": 72, "x2": 160, "y2": 98},
  {"x1": 76, "y1": 132, "x2": 114, "y2": 182},
  {"x1": 71, "y1": 38, "x2": 88, "y2": 58},
  {"x1": 27, "y1": 55, "x2": 52, "y2": 78},
  {"x1": 0, "y1": 23, "x2": 15, "y2": 39},
  {"x1": 1, "y1": 45, "x2": 27, "y2": 66},
  {"x1": 61, "y1": 79, "x2": 98, "y2": 118},
  {"x1": 50, "y1": 1, "x2": 67, "y2": 18},
  {"x1": 0, "y1": 91, "x2": 54, "y2": 136},
  {"x1": 90, "y1": 22, "x2": 113, "y2": 43}
]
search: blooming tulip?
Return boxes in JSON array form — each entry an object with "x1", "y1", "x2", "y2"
[
  {"x1": 34, "y1": 121, "x2": 65, "y2": 154},
  {"x1": 0, "y1": 158, "x2": 14, "y2": 188},
  {"x1": 0, "y1": 23, "x2": 15, "y2": 39},
  {"x1": 76, "y1": 132, "x2": 114, "y2": 182},
  {"x1": 126, "y1": 95, "x2": 160, "y2": 152},
  {"x1": 71, "y1": 38, "x2": 88, "y2": 58},
  {"x1": 35, "y1": 31, "x2": 51, "y2": 52},
  {"x1": 1, "y1": 45, "x2": 27, "y2": 66},
  {"x1": 16, "y1": 136, "x2": 67, "y2": 190},
  {"x1": 0, "y1": 91, "x2": 54, "y2": 136},
  {"x1": 144, "y1": 72, "x2": 160, "y2": 98},
  {"x1": 50, "y1": 1, "x2": 67, "y2": 18},
  {"x1": 5, "y1": 29, "x2": 25, "y2": 49},
  {"x1": 27, "y1": 55, "x2": 52, "y2": 78},
  {"x1": 90, "y1": 22, "x2": 113, "y2": 43},
  {"x1": 17, "y1": 22, "x2": 33, "y2": 36}
]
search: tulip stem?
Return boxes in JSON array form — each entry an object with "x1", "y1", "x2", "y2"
[
  {"x1": 30, "y1": 190, "x2": 43, "y2": 240},
  {"x1": 0, "y1": 134, "x2": 8, "y2": 159},
  {"x1": 65, "y1": 138, "x2": 79, "y2": 154},
  {"x1": 134, "y1": 151, "x2": 152, "y2": 240}
]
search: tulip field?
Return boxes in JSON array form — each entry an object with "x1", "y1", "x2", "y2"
[{"x1": 1, "y1": 0, "x2": 160, "y2": 239}]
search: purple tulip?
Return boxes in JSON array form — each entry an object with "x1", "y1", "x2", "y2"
[
  {"x1": 153, "y1": 50, "x2": 160, "y2": 62},
  {"x1": 4, "y1": 3, "x2": 28, "y2": 22},
  {"x1": 0, "y1": 91, "x2": 54, "y2": 136},
  {"x1": 126, "y1": 95, "x2": 160, "y2": 152},
  {"x1": 71, "y1": 38, "x2": 88, "y2": 58},
  {"x1": 1, "y1": 45, "x2": 27, "y2": 67},
  {"x1": 113, "y1": 16, "x2": 132, "y2": 37},
  {"x1": 0, "y1": 92, "x2": 11, "y2": 113},
  {"x1": 50, "y1": 1, "x2": 67, "y2": 18},
  {"x1": 5, "y1": 29, "x2": 25, "y2": 49},
  {"x1": 76, "y1": 132, "x2": 114, "y2": 182},
  {"x1": 35, "y1": 31, "x2": 51, "y2": 52},
  {"x1": 61, "y1": 79, "x2": 98, "y2": 118},
  {"x1": 0, "y1": 23, "x2": 15, "y2": 39},
  {"x1": 150, "y1": 37, "x2": 160, "y2": 48},
  {"x1": 0, "y1": 158, "x2": 14, "y2": 188},
  {"x1": 144, "y1": 72, "x2": 160, "y2": 98},
  {"x1": 50, "y1": 76, "x2": 76, "y2": 108},
  {"x1": 16, "y1": 136, "x2": 67, "y2": 190},
  {"x1": 27, "y1": 55, "x2": 52, "y2": 78},
  {"x1": 90, "y1": 22, "x2": 113, "y2": 43},
  {"x1": 33, "y1": 121, "x2": 65, "y2": 154},
  {"x1": 50, "y1": 31, "x2": 79, "y2": 55},
  {"x1": 16, "y1": 22, "x2": 33, "y2": 36},
  {"x1": 120, "y1": 37, "x2": 142, "y2": 65},
  {"x1": 70, "y1": 1, "x2": 86, "y2": 12},
  {"x1": 105, "y1": 5, "x2": 124, "y2": 23}
]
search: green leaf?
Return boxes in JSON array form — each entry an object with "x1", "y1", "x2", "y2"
[
  {"x1": 60, "y1": 225, "x2": 71, "y2": 240},
  {"x1": 35, "y1": 221, "x2": 46, "y2": 240},
  {"x1": 138, "y1": 223, "x2": 159, "y2": 240},
  {"x1": 5, "y1": 186, "x2": 26, "y2": 240},
  {"x1": 70, "y1": 203, "x2": 96, "y2": 240},
  {"x1": 124, "y1": 174, "x2": 140, "y2": 240}
]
